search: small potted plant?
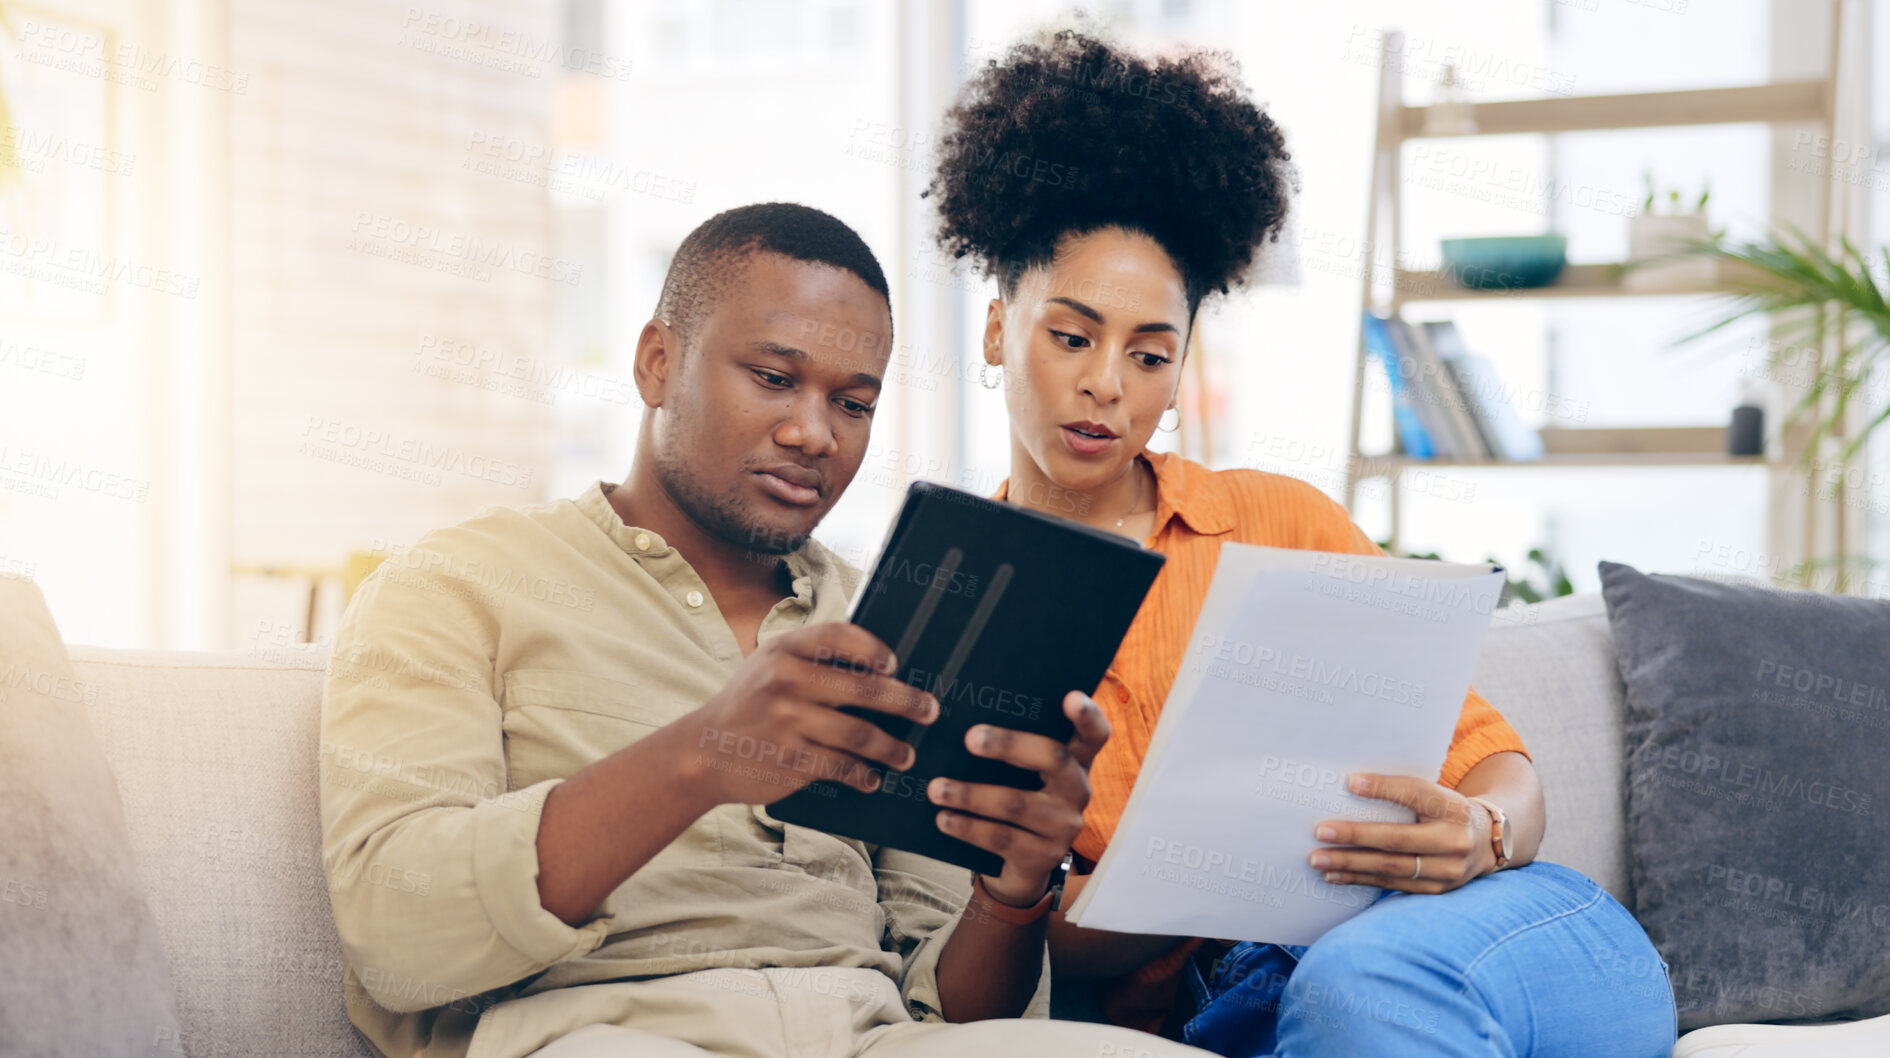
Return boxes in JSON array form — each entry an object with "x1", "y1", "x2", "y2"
[{"x1": 1624, "y1": 174, "x2": 1717, "y2": 292}]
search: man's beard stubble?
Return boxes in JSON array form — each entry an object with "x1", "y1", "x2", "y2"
[{"x1": 651, "y1": 441, "x2": 813, "y2": 558}]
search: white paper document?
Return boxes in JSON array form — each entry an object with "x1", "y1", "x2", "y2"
[{"x1": 1063, "y1": 544, "x2": 1506, "y2": 945}]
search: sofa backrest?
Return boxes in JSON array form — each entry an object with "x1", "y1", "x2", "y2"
[
  {"x1": 72, "y1": 645, "x2": 369, "y2": 1058},
  {"x1": 1470, "y1": 593, "x2": 1632, "y2": 904},
  {"x1": 69, "y1": 592, "x2": 1632, "y2": 1050}
]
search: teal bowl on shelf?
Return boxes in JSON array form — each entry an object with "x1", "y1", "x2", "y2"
[{"x1": 1439, "y1": 235, "x2": 1568, "y2": 290}]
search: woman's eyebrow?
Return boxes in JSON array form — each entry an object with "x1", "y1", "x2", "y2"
[
  {"x1": 1045, "y1": 295, "x2": 1178, "y2": 335},
  {"x1": 1046, "y1": 295, "x2": 1103, "y2": 323}
]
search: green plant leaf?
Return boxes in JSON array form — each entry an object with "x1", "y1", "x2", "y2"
[{"x1": 1673, "y1": 226, "x2": 1890, "y2": 478}]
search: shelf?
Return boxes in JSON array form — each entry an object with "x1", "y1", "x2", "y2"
[
  {"x1": 1352, "y1": 427, "x2": 1783, "y2": 474},
  {"x1": 1394, "y1": 81, "x2": 1828, "y2": 140},
  {"x1": 1354, "y1": 452, "x2": 1773, "y2": 473},
  {"x1": 1352, "y1": 22, "x2": 1852, "y2": 561},
  {"x1": 1393, "y1": 262, "x2": 1726, "y2": 303}
]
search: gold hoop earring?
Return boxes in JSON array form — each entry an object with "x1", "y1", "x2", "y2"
[
  {"x1": 979, "y1": 362, "x2": 1003, "y2": 391},
  {"x1": 1157, "y1": 407, "x2": 1181, "y2": 433}
]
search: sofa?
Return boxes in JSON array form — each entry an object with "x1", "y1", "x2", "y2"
[{"x1": 33, "y1": 592, "x2": 1887, "y2": 1056}]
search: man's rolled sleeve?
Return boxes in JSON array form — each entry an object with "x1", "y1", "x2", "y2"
[
  {"x1": 872, "y1": 848, "x2": 1052, "y2": 1022},
  {"x1": 471, "y1": 777, "x2": 611, "y2": 967},
  {"x1": 321, "y1": 557, "x2": 609, "y2": 1013}
]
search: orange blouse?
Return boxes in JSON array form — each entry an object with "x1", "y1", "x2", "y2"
[
  {"x1": 1000, "y1": 449, "x2": 1530, "y2": 860},
  {"x1": 997, "y1": 449, "x2": 1532, "y2": 1033}
]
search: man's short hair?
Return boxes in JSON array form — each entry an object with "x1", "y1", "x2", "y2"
[{"x1": 655, "y1": 203, "x2": 892, "y2": 350}]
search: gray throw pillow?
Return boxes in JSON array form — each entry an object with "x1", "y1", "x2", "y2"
[
  {"x1": 1600, "y1": 560, "x2": 1890, "y2": 1031},
  {"x1": 0, "y1": 577, "x2": 182, "y2": 1055}
]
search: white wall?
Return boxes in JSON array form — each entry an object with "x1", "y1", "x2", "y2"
[
  {"x1": 225, "y1": 0, "x2": 569, "y2": 646},
  {"x1": 7, "y1": 0, "x2": 1884, "y2": 648},
  {"x1": 1, "y1": 0, "x2": 180, "y2": 646}
]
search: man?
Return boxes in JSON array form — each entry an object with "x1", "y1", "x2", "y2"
[{"x1": 320, "y1": 203, "x2": 1214, "y2": 1058}]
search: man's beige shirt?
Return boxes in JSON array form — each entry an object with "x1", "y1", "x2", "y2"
[{"x1": 319, "y1": 483, "x2": 1046, "y2": 1058}]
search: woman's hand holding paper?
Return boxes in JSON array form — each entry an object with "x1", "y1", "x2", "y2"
[{"x1": 1306, "y1": 773, "x2": 1496, "y2": 895}]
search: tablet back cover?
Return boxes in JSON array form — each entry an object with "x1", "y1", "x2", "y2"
[{"x1": 771, "y1": 481, "x2": 1166, "y2": 874}]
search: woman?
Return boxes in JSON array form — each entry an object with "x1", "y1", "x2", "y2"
[{"x1": 922, "y1": 30, "x2": 1676, "y2": 1058}]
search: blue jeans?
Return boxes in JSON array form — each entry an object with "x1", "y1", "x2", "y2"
[{"x1": 1180, "y1": 862, "x2": 1676, "y2": 1057}]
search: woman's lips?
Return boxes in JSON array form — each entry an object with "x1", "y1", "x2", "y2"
[
  {"x1": 1061, "y1": 425, "x2": 1117, "y2": 456},
  {"x1": 755, "y1": 471, "x2": 821, "y2": 506}
]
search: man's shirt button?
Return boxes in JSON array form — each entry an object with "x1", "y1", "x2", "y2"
[
  {"x1": 685, "y1": 590, "x2": 704, "y2": 608},
  {"x1": 633, "y1": 532, "x2": 652, "y2": 551}
]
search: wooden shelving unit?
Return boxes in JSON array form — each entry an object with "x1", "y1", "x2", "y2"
[
  {"x1": 1361, "y1": 427, "x2": 1774, "y2": 470},
  {"x1": 1395, "y1": 82, "x2": 1828, "y2": 138},
  {"x1": 1345, "y1": 23, "x2": 1850, "y2": 556},
  {"x1": 1393, "y1": 263, "x2": 1717, "y2": 302}
]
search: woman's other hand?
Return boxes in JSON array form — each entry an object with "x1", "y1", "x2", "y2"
[{"x1": 1307, "y1": 773, "x2": 1496, "y2": 894}]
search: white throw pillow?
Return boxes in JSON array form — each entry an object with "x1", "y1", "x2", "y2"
[{"x1": 0, "y1": 577, "x2": 182, "y2": 1056}]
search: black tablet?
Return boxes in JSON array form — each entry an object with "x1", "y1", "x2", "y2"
[{"x1": 770, "y1": 480, "x2": 1166, "y2": 874}]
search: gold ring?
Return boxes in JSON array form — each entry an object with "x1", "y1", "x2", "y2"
[{"x1": 1411, "y1": 855, "x2": 1422, "y2": 879}]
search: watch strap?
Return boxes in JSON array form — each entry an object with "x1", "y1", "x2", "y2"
[
  {"x1": 969, "y1": 871, "x2": 1054, "y2": 925},
  {"x1": 1464, "y1": 795, "x2": 1511, "y2": 869}
]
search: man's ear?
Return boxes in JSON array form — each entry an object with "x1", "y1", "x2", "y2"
[
  {"x1": 982, "y1": 298, "x2": 1005, "y2": 367},
  {"x1": 633, "y1": 319, "x2": 677, "y2": 408}
]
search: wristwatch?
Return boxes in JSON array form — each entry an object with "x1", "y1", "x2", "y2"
[
  {"x1": 1464, "y1": 796, "x2": 1512, "y2": 870},
  {"x1": 1047, "y1": 850, "x2": 1074, "y2": 911}
]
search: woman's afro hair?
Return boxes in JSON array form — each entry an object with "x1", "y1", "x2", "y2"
[{"x1": 927, "y1": 30, "x2": 1294, "y2": 312}]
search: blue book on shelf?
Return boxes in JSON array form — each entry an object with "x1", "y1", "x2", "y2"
[
  {"x1": 1443, "y1": 355, "x2": 1545, "y2": 461},
  {"x1": 1420, "y1": 322, "x2": 1545, "y2": 462},
  {"x1": 1360, "y1": 312, "x2": 1434, "y2": 459}
]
